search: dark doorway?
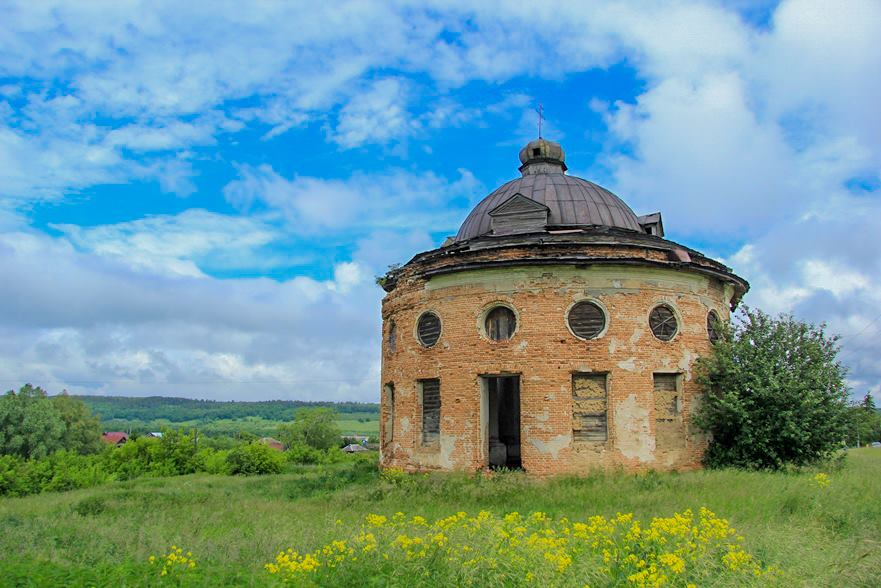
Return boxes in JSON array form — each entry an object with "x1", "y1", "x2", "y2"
[{"x1": 485, "y1": 376, "x2": 521, "y2": 469}]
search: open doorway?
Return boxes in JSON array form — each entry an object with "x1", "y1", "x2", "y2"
[{"x1": 484, "y1": 375, "x2": 521, "y2": 469}]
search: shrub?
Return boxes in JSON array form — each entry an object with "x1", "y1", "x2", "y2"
[
  {"x1": 696, "y1": 307, "x2": 850, "y2": 469},
  {"x1": 72, "y1": 496, "x2": 107, "y2": 517},
  {"x1": 226, "y1": 442, "x2": 284, "y2": 476},
  {"x1": 198, "y1": 448, "x2": 232, "y2": 475},
  {"x1": 285, "y1": 442, "x2": 323, "y2": 465}
]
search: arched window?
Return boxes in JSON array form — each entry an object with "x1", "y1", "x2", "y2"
[
  {"x1": 485, "y1": 306, "x2": 516, "y2": 341},
  {"x1": 387, "y1": 320, "x2": 397, "y2": 352},
  {"x1": 649, "y1": 305, "x2": 678, "y2": 341},
  {"x1": 416, "y1": 312, "x2": 441, "y2": 347},
  {"x1": 567, "y1": 301, "x2": 606, "y2": 340},
  {"x1": 707, "y1": 310, "x2": 721, "y2": 344}
]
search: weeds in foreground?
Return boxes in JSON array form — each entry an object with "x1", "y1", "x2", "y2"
[{"x1": 265, "y1": 507, "x2": 779, "y2": 587}]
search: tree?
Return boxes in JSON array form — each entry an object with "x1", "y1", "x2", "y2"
[
  {"x1": 847, "y1": 393, "x2": 881, "y2": 446},
  {"x1": 695, "y1": 308, "x2": 850, "y2": 469},
  {"x1": 52, "y1": 392, "x2": 104, "y2": 455},
  {"x1": 0, "y1": 384, "x2": 65, "y2": 459},
  {"x1": 277, "y1": 407, "x2": 340, "y2": 450}
]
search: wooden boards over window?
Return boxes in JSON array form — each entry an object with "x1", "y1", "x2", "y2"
[
  {"x1": 572, "y1": 373, "x2": 607, "y2": 442},
  {"x1": 420, "y1": 379, "x2": 440, "y2": 444}
]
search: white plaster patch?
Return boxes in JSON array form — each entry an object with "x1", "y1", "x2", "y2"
[
  {"x1": 678, "y1": 350, "x2": 697, "y2": 376},
  {"x1": 529, "y1": 434, "x2": 570, "y2": 459},
  {"x1": 629, "y1": 328, "x2": 643, "y2": 345},
  {"x1": 534, "y1": 408, "x2": 550, "y2": 422},
  {"x1": 608, "y1": 338, "x2": 619, "y2": 355},
  {"x1": 618, "y1": 357, "x2": 637, "y2": 372},
  {"x1": 612, "y1": 280, "x2": 622, "y2": 288},
  {"x1": 400, "y1": 417, "x2": 410, "y2": 433},
  {"x1": 614, "y1": 394, "x2": 655, "y2": 462},
  {"x1": 439, "y1": 435, "x2": 456, "y2": 469},
  {"x1": 517, "y1": 340, "x2": 528, "y2": 351}
]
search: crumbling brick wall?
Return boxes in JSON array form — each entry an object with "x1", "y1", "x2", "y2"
[{"x1": 379, "y1": 256, "x2": 733, "y2": 475}]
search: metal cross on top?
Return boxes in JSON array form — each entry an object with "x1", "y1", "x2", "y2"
[{"x1": 536, "y1": 103, "x2": 544, "y2": 138}]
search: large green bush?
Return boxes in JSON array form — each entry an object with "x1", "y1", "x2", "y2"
[
  {"x1": 695, "y1": 307, "x2": 850, "y2": 469},
  {"x1": 226, "y1": 442, "x2": 284, "y2": 475}
]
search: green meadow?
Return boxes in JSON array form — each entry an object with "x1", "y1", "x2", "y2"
[{"x1": 0, "y1": 449, "x2": 878, "y2": 586}]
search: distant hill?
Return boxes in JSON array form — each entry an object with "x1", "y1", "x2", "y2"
[{"x1": 75, "y1": 395, "x2": 379, "y2": 424}]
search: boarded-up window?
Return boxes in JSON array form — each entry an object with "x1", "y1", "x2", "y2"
[
  {"x1": 572, "y1": 373, "x2": 607, "y2": 442},
  {"x1": 568, "y1": 301, "x2": 606, "y2": 340},
  {"x1": 417, "y1": 312, "x2": 441, "y2": 347},
  {"x1": 420, "y1": 379, "x2": 440, "y2": 444},
  {"x1": 653, "y1": 373, "x2": 680, "y2": 421},
  {"x1": 382, "y1": 384, "x2": 395, "y2": 445},
  {"x1": 485, "y1": 306, "x2": 516, "y2": 341}
]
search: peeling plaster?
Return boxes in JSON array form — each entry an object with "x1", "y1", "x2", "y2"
[
  {"x1": 618, "y1": 357, "x2": 637, "y2": 372},
  {"x1": 517, "y1": 340, "x2": 528, "y2": 351},
  {"x1": 400, "y1": 417, "x2": 410, "y2": 433},
  {"x1": 529, "y1": 434, "x2": 570, "y2": 459},
  {"x1": 608, "y1": 338, "x2": 619, "y2": 355},
  {"x1": 534, "y1": 408, "x2": 550, "y2": 422},
  {"x1": 439, "y1": 435, "x2": 456, "y2": 469},
  {"x1": 615, "y1": 394, "x2": 655, "y2": 462},
  {"x1": 629, "y1": 328, "x2": 644, "y2": 345},
  {"x1": 678, "y1": 350, "x2": 697, "y2": 378}
]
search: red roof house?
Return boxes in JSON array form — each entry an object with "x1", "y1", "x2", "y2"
[{"x1": 102, "y1": 432, "x2": 129, "y2": 445}]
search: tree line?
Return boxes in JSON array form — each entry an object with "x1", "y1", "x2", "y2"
[
  {"x1": 0, "y1": 385, "x2": 368, "y2": 498},
  {"x1": 76, "y1": 395, "x2": 378, "y2": 423}
]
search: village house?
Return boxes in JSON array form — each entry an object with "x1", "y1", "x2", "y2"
[
  {"x1": 101, "y1": 432, "x2": 129, "y2": 446},
  {"x1": 378, "y1": 138, "x2": 748, "y2": 474}
]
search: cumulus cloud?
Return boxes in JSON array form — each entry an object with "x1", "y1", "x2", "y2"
[
  {"x1": 0, "y1": 0, "x2": 878, "y2": 402},
  {"x1": 51, "y1": 209, "x2": 286, "y2": 278},
  {"x1": 222, "y1": 164, "x2": 483, "y2": 237},
  {"x1": 0, "y1": 228, "x2": 380, "y2": 401}
]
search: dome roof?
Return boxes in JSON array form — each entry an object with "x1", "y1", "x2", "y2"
[{"x1": 455, "y1": 139, "x2": 643, "y2": 242}]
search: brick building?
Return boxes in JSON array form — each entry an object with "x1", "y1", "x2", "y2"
[{"x1": 378, "y1": 138, "x2": 748, "y2": 474}]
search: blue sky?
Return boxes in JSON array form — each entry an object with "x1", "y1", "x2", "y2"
[{"x1": 0, "y1": 0, "x2": 879, "y2": 402}]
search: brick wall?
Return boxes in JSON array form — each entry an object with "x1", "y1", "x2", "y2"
[{"x1": 379, "y1": 259, "x2": 732, "y2": 475}]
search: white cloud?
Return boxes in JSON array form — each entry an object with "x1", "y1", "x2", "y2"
[
  {"x1": 51, "y1": 209, "x2": 285, "y2": 278},
  {"x1": 331, "y1": 78, "x2": 412, "y2": 148},
  {"x1": 223, "y1": 164, "x2": 483, "y2": 237},
  {"x1": 0, "y1": 0, "x2": 879, "y2": 403},
  {"x1": 0, "y1": 228, "x2": 381, "y2": 401}
]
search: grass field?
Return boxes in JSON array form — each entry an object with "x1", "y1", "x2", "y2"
[
  {"x1": 99, "y1": 413, "x2": 380, "y2": 439},
  {"x1": 0, "y1": 450, "x2": 878, "y2": 586}
]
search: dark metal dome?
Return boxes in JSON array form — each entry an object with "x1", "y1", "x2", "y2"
[{"x1": 455, "y1": 139, "x2": 643, "y2": 242}]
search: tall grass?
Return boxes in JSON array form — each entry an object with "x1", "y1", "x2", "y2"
[{"x1": 0, "y1": 450, "x2": 878, "y2": 586}]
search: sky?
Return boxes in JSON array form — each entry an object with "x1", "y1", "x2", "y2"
[{"x1": 0, "y1": 0, "x2": 879, "y2": 403}]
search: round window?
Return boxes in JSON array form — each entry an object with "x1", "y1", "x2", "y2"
[
  {"x1": 567, "y1": 300, "x2": 606, "y2": 340},
  {"x1": 649, "y1": 305, "x2": 678, "y2": 341},
  {"x1": 416, "y1": 312, "x2": 441, "y2": 347},
  {"x1": 707, "y1": 310, "x2": 721, "y2": 344},
  {"x1": 485, "y1": 306, "x2": 516, "y2": 341}
]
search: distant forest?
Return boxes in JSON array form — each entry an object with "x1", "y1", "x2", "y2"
[{"x1": 74, "y1": 395, "x2": 379, "y2": 423}]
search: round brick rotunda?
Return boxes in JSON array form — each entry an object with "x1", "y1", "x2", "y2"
[{"x1": 378, "y1": 138, "x2": 748, "y2": 474}]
